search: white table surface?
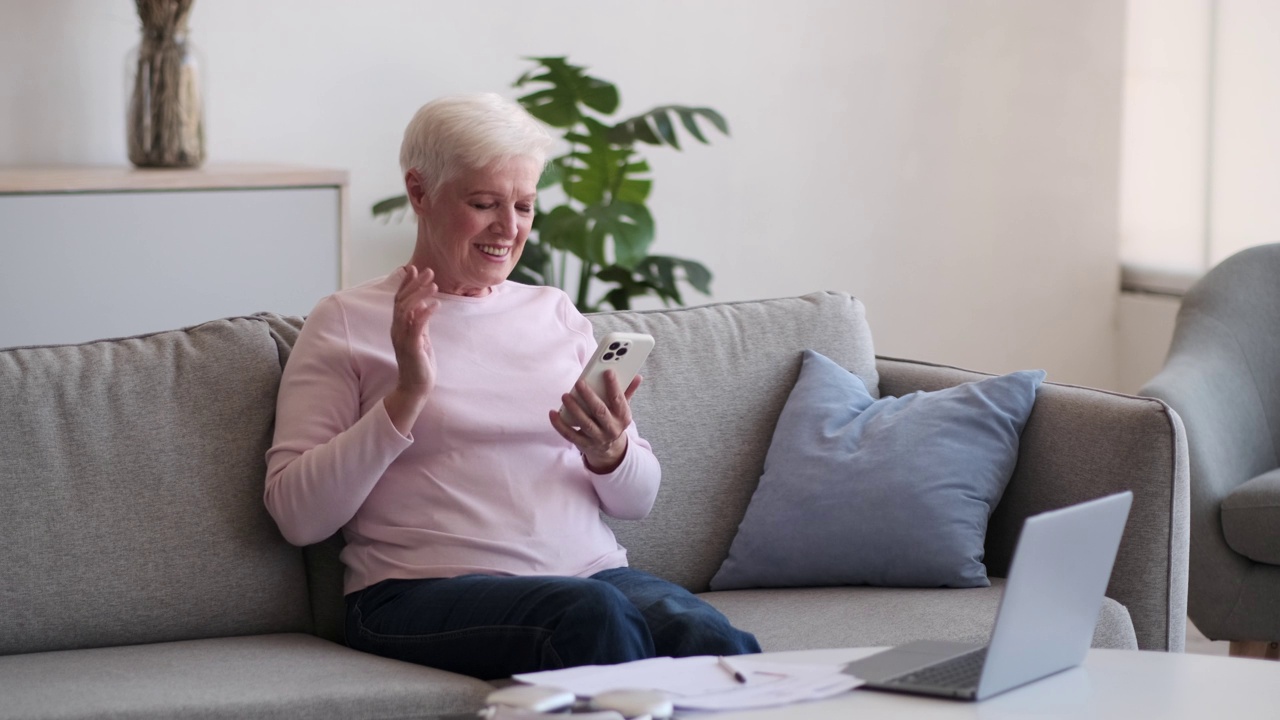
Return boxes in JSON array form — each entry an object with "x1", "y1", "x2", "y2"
[{"x1": 695, "y1": 647, "x2": 1280, "y2": 719}]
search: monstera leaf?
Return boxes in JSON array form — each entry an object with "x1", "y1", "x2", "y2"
[{"x1": 515, "y1": 57, "x2": 619, "y2": 128}]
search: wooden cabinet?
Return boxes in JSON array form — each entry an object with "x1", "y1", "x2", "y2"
[{"x1": 0, "y1": 165, "x2": 347, "y2": 347}]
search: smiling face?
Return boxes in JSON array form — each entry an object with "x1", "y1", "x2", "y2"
[{"x1": 407, "y1": 155, "x2": 541, "y2": 297}]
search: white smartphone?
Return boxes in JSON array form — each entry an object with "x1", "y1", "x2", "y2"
[{"x1": 558, "y1": 332, "x2": 655, "y2": 425}]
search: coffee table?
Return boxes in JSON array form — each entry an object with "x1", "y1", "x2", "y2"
[{"x1": 700, "y1": 647, "x2": 1280, "y2": 719}]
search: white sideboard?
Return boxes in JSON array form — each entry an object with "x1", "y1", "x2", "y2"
[{"x1": 0, "y1": 165, "x2": 347, "y2": 348}]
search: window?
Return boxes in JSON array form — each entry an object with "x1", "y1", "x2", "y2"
[{"x1": 1120, "y1": 0, "x2": 1280, "y2": 295}]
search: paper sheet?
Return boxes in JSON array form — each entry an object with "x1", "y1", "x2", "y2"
[
  {"x1": 511, "y1": 654, "x2": 863, "y2": 713},
  {"x1": 672, "y1": 673, "x2": 862, "y2": 712}
]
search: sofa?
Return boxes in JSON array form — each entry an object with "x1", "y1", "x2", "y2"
[{"x1": 0, "y1": 291, "x2": 1188, "y2": 719}]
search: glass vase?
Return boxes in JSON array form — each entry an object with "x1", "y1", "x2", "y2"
[{"x1": 126, "y1": 32, "x2": 205, "y2": 168}]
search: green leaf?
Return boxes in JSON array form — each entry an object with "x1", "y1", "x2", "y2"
[
  {"x1": 539, "y1": 205, "x2": 590, "y2": 259},
  {"x1": 594, "y1": 265, "x2": 665, "y2": 311},
  {"x1": 509, "y1": 265, "x2": 541, "y2": 286},
  {"x1": 559, "y1": 117, "x2": 633, "y2": 206},
  {"x1": 580, "y1": 78, "x2": 620, "y2": 115},
  {"x1": 515, "y1": 57, "x2": 569, "y2": 87},
  {"x1": 537, "y1": 161, "x2": 563, "y2": 190},
  {"x1": 650, "y1": 256, "x2": 683, "y2": 305},
  {"x1": 562, "y1": 156, "x2": 606, "y2": 205},
  {"x1": 514, "y1": 57, "x2": 620, "y2": 130},
  {"x1": 652, "y1": 109, "x2": 679, "y2": 150},
  {"x1": 513, "y1": 237, "x2": 554, "y2": 287},
  {"x1": 693, "y1": 107, "x2": 730, "y2": 136},
  {"x1": 631, "y1": 259, "x2": 679, "y2": 305},
  {"x1": 584, "y1": 201, "x2": 654, "y2": 268},
  {"x1": 514, "y1": 69, "x2": 553, "y2": 87},
  {"x1": 675, "y1": 108, "x2": 708, "y2": 144},
  {"x1": 522, "y1": 55, "x2": 568, "y2": 66},
  {"x1": 602, "y1": 287, "x2": 633, "y2": 311},
  {"x1": 371, "y1": 195, "x2": 408, "y2": 218},
  {"x1": 634, "y1": 255, "x2": 713, "y2": 304},
  {"x1": 518, "y1": 88, "x2": 579, "y2": 128},
  {"x1": 609, "y1": 116, "x2": 661, "y2": 146},
  {"x1": 609, "y1": 105, "x2": 729, "y2": 150},
  {"x1": 678, "y1": 258, "x2": 713, "y2": 294},
  {"x1": 595, "y1": 265, "x2": 635, "y2": 284},
  {"x1": 510, "y1": 258, "x2": 546, "y2": 286},
  {"x1": 615, "y1": 178, "x2": 652, "y2": 204},
  {"x1": 514, "y1": 58, "x2": 585, "y2": 128}
]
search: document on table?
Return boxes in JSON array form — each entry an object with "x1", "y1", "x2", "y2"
[{"x1": 511, "y1": 655, "x2": 863, "y2": 712}]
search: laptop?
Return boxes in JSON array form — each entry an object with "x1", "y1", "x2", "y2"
[{"x1": 844, "y1": 491, "x2": 1133, "y2": 701}]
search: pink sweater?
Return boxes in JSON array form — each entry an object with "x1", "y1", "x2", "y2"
[{"x1": 264, "y1": 274, "x2": 662, "y2": 595}]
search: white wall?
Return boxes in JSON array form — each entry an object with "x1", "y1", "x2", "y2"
[
  {"x1": 1117, "y1": 291, "x2": 1181, "y2": 394},
  {"x1": 0, "y1": 0, "x2": 1126, "y2": 389}
]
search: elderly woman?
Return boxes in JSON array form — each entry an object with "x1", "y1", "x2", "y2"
[{"x1": 264, "y1": 93, "x2": 759, "y2": 680}]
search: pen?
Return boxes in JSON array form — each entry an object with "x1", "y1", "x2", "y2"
[{"x1": 718, "y1": 655, "x2": 747, "y2": 684}]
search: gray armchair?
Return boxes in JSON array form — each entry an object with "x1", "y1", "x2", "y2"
[{"x1": 1141, "y1": 243, "x2": 1280, "y2": 659}]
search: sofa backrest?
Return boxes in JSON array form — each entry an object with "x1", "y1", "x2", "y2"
[
  {"x1": 590, "y1": 292, "x2": 878, "y2": 591},
  {"x1": 0, "y1": 317, "x2": 313, "y2": 655}
]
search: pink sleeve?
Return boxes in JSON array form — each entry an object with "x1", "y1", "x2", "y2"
[
  {"x1": 263, "y1": 295, "x2": 411, "y2": 546},
  {"x1": 590, "y1": 425, "x2": 663, "y2": 520}
]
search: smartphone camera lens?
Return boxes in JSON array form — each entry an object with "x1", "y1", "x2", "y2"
[
  {"x1": 608, "y1": 342, "x2": 621, "y2": 351},
  {"x1": 603, "y1": 352, "x2": 615, "y2": 361},
  {"x1": 616, "y1": 347, "x2": 628, "y2": 356}
]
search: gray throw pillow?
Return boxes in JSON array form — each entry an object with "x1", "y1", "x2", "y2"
[{"x1": 710, "y1": 350, "x2": 1046, "y2": 590}]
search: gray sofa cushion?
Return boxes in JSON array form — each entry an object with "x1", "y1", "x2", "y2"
[
  {"x1": 0, "y1": 633, "x2": 491, "y2": 720},
  {"x1": 587, "y1": 292, "x2": 878, "y2": 591},
  {"x1": 1221, "y1": 468, "x2": 1280, "y2": 565},
  {"x1": 0, "y1": 318, "x2": 311, "y2": 655},
  {"x1": 700, "y1": 580, "x2": 1137, "y2": 652}
]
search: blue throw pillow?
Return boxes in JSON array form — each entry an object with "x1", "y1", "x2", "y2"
[{"x1": 709, "y1": 350, "x2": 1046, "y2": 590}]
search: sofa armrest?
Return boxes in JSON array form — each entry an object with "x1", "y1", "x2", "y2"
[{"x1": 876, "y1": 357, "x2": 1190, "y2": 652}]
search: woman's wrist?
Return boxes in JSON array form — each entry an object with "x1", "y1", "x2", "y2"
[
  {"x1": 383, "y1": 385, "x2": 429, "y2": 436},
  {"x1": 584, "y1": 436, "x2": 628, "y2": 474}
]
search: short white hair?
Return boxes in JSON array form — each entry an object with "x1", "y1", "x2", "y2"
[{"x1": 399, "y1": 93, "x2": 553, "y2": 198}]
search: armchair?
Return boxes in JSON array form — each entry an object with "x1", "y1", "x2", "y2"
[{"x1": 1141, "y1": 243, "x2": 1280, "y2": 659}]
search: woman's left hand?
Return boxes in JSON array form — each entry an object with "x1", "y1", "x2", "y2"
[{"x1": 551, "y1": 370, "x2": 643, "y2": 474}]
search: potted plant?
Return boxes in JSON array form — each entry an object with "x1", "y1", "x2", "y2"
[{"x1": 374, "y1": 56, "x2": 728, "y2": 311}]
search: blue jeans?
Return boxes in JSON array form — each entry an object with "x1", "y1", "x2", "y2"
[{"x1": 345, "y1": 567, "x2": 761, "y2": 680}]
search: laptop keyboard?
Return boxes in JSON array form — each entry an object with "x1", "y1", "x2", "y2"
[{"x1": 887, "y1": 647, "x2": 989, "y2": 691}]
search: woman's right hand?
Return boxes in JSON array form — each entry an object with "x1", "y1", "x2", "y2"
[{"x1": 384, "y1": 264, "x2": 440, "y2": 434}]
